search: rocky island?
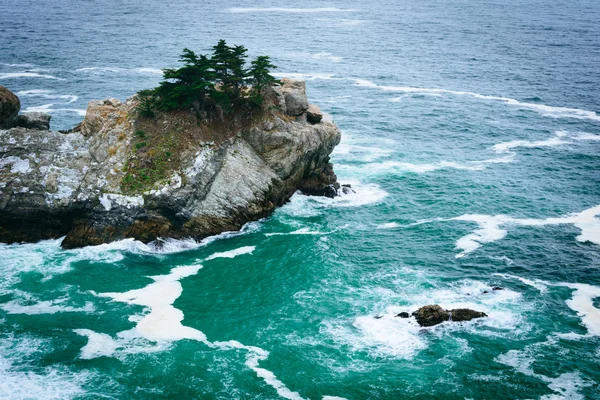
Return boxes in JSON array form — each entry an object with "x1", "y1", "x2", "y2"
[{"x1": 0, "y1": 73, "x2": 341, "y2": 248}]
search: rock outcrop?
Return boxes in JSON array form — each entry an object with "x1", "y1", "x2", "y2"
[
  {"x1": 0, "y1": 80, "x2": 341, "y2": 248},
  {"x1": 0, "y1": 86, "x2": 20, "y2": 129},
  {"x1": 412, "y1": 305, "x2": 487, "y2": 327}
]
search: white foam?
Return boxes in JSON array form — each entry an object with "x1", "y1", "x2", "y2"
[
  {"x1": 228, "y1": 7, "x2": 357, "y2": 13},
  {"x1": 377, "y1": 222, "x2": 400, "y2": 229},
  {"x1": 311, "y1": 52, "x2": 343, "y2": 63},
  {"x1": 451, "y1": 215, "x2": 510, "y2": 258},
  {"x1": 557, "y1": 283, "x2": 600, "y2": 337},
  {"x1": 571, "y1": 132, "x2": 600, "y2": 141},
  {"x1": 332, "y1": 143, "x2": 395, "y2": 162},
  {"x1": 493, "y1": 132, "x2": 569, "y2": 154},
  {"x1": 493, "y1": 273, "x2": 548, "y2": 293},
  {"x1": 447, "y1": 204, "x2": 600, "y2": 257},
  {"x1": 354, "y1": 79, "x2": 600, "y2": 122},
  {"x1": 24, "y1": 104, "x2": 86, "y2": 116},
  {"x1": 16, "y1": 89, "x2": 78, "y2": 104},
  {"x1": 350, "y1": 314, "x2": 427, "y2": 358},
  {"x1": 272, "y1": 72, "x2": 337, "y2": 81},
  {"x1": 133, "y1": 67, "x2": 163, "y2": 74},
  {"x1": 0, "y1": 72, "x2": 64, "y2": 80},
  {"x1": 496, "y1": 344, "x2": 589, "y2": 399},
  {"x1": 1, "y1": 298, "x2": 95, "y2": 315},
  {"x1": 205, "y1": 246, "x2": 255, "y2": 260},
  {"x1": 0, "y1": 335, "x2": 93, "y2": 399}
]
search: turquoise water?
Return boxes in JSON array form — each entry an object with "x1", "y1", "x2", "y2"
[{"x1": 1, "y1": 0, "x2": 600, "y2": 398}]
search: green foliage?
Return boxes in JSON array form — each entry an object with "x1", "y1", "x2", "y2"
[
  {"x1": 137, "y1": 40, "x2": 279, "y2": 117},
  {"x1": 248, "y1": 56, "x2": 279, "y2": 105},
  {"x1": 135, "y1": 129, "x2": 146, "y2": 138},
  {"x1": 135, "y1": 94, "x2": 156, "y2": 118},
  {"x1": 135, "y1": 142, "x2": 147, "y2": 149}
]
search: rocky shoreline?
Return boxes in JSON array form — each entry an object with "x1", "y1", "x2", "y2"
[{"x1": 0, "y1": 80, "x2": 341, "y2": 248}]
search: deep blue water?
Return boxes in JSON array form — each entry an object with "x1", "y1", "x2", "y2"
[{"x1": 1, "y1": 1, "x2": 600, "y2": 399}]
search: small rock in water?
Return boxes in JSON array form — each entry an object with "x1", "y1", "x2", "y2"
[
  {"x1": 374, "y1": 315, "x2": 383, "y2": 319},
  {"x1": 492, "y1": 286, "x2": 504, "y2": 291},
  {"x1": 449, "y1": 308, "x2": 487, "y2": 322},
  {"x1": 482, "y1": 290, "x2": 490, "y2": 294},
  {"x1": 395, "y1": 312, "x2": 410, "y2": 318},
  {"x1": 412, "y1": 304, "x2": 487, "y2": 327}
]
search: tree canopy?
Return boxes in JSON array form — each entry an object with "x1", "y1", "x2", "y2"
[{"x1": 138, "y1": 40, "x2": 279, "y2": 118}]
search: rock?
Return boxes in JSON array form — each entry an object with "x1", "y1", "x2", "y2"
[
  {"x1": 492, "y1": 286, "x2": 503, "y2": 291},
  {"x1": 482, "y1": 290, "x2": 490, "y2": 294},
  {"x1": 449, "y1": 308, "x2": 487, "y2": 322},
  {"x1": 0, "y1": 80, "x2": 342, "y2": 248},
  {"x1": 297, "y1": 161, "x2": 339, "y2": 198},
  {"x1": 277, "y1": 78, "x2": 308, "y2": 116},
  {"x1": 412, "y1": 305, "x2": 449, "y2": 327},
  {"x1": 395, "y1": 312, "x2": 410, "y2": 318},
  {"x1": 0, "y1": 86, "x2": 20, "y2": 128},
  {"x1": 14, "y1": 112, "x2": 51, "y2": 130},
  {"x1": 341, "y1": 184, "x2": 354, "y2": 195},
  {"x1": 306, "y1": 104, "x2": 323, "y2": 124},
  {"x1": 374, "y1": 315, "x2": 383, "y2": 319},
  {"x1": 412, "y1": 304, "x2": 487, "y2": 327}
]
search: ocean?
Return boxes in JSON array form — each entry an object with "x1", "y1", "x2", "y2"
[{"x1": 1, "y1": 0, "x2": 599, "y2": 398}]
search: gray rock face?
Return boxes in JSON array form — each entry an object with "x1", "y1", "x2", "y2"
[
  {"x1": 15, "y1": 112, "x2": 51, "y2": 130},
  {"x1": 306, "y1": 104, "x2": 323, "y2": 124},
  {"x1": 0, "y1": 86, "x2": 20, "y2": 128},
  {"x1": 278, "y1": 78, "x2": 309, "y2": 116},
  {"x1": 0, "y1": 80, "x2": 341, "y2": 248},
  {"x1": 412, "y1": 304, "x2": 487, "y2": 326}
]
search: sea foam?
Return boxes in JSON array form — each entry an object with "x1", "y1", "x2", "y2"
[{"x1": 354, "y1": 79, "x2": 600, "y2": 122}]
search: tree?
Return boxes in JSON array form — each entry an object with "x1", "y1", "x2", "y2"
[
  {"x1": 138, "y1": 41, "x2": 280, "y2": 117},
  {"x1": 153, "y1": 48, "x2": 215, "y2": 114},
  {"x1": 248, "y1": 56, "x2": 279, "y2": 104}
]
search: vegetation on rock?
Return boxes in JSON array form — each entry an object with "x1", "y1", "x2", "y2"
[{"x1": 136, "y1": 40, "x2": 279, "y2": 119}]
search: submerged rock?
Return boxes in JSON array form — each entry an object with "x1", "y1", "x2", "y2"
[
  {"x1": 395, "y1": 312, "x2": 410, "y2": 318},
  {"x1": 412, "y1": 304, "x2": 487, "y2": 327},
  {"x1": 0, "y1": 81, "x2": 341, "y2": 248}
]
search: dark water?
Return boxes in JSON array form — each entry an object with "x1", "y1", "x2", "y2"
[{"x1": 1, "y1": 0, "x2": 600, "y2": 398}]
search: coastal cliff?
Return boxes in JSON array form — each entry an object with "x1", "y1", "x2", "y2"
[{"x1": 0, "y1": 80, "x2": 341, "y2": 248}]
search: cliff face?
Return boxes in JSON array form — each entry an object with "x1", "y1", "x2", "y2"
[{"x1": 0, "y1": 80, "x2": 341, "y2": 248}]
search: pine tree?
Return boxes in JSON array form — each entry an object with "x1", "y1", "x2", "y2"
[
  {"x1": 153, "y1": 48, "x2": 215, "y2": 113},
  {"x1": 248, "y1": 56, "x2": 279, "y2": 104}
]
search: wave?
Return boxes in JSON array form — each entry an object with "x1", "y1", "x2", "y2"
[
  {"x1": 23, "y1": 103, "x2": 86, "y2": 116},
  {"x1": 311, "y1": 52, "x2": 344, "y2": 63},
  {"x1": 493, "y1": 130, "x2": 569, "y2": 153},
  {"x1": 228, "y1": 7, "x2": 357, "y2": 13},
  {"x1": 492, "y1": 274, "x2": 600, "y2": 338},
  {"x1": 16, "y1": 89, "x2": 78, "y2": 104},
  {"x1": 495, "y1": 339, "x2": 590, "y2": 399},
  {"x1": 272, "y1": 72, "x2": 338, "y2": 81},
  {"x1": 75, "y1": 66, "x2": 162, "y2": 75},
  {"x1": 354, "y1": 79, "x2": 600, "y2": 122},
  {"x1": 446, "y1": 204, "x2": 600, "y2": 257},
  {"x1": 0, "y1": 72, "x2": 64, "y2": 80},
  {"x1": 0, "y1": 335, "x2": 94, "y2": 399},
  {"x1": 1, "y1": 295, "x2": 95, "y2": 315}
]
